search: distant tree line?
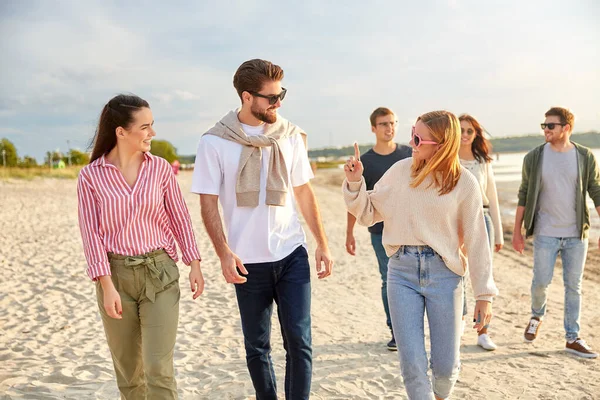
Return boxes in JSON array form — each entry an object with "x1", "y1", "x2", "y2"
[
  {"x1": 489, "y1": 131, "x2": 600, "y2": 153},
  {"x1": 4, "y1": 131, "x2": 597, "y2": 168},
  {"x1": 305, "y1": 131, "x2": 600, "y2": 160},
  {"x1": 0, "y1": 138, "x2": 180, "y2": 168}
]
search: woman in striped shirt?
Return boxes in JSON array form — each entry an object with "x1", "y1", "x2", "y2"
[{"x1": 77, "y1": 94, "x2": 204, "y2": 399}]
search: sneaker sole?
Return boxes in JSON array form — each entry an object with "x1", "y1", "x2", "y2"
[
  {"x1": 524, "y1": 337, "x2": 535, "y2": 343},
  {"x1": 565, "y1": 348, "x2": 598, "y2": 359},
  {"x1": 478, "y1": 344, "x2": 497, "y2": 351},
  {"x1": 387, "y1": 347, "x2": 398, "y2": 352}
]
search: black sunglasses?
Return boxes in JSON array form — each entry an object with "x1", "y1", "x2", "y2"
[
  {"x1": 540, "y1": 123, "x2": 566, "y2": 130},
  {"x1": 249, "y1": 88, "x2": 287, "y2": 105}
]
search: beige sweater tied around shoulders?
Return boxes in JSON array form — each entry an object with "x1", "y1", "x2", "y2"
[{"x1": 204, "y1": 109, "x2": 304, "y2": 207}]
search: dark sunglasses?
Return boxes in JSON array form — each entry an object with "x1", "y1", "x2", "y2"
[
  {"x1": 540, "y1": 123, "x2": 566, "y2": 130},
  {"x1": 249, "y1": 88, "x2": 287, "y2": 105}
]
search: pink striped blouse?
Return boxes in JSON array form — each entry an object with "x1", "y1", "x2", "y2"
[{"x1": 77, "y1": 152, "x2": 201, "y2": 280}]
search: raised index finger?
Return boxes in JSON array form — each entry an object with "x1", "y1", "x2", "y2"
[{"x1": 354, "y1": 142, "x2": 360, "y2": 161}]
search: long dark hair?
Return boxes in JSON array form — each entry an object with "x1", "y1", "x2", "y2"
[
  {"x1": 458, "y1": 114, "x2": 492, "y2": 163},
  {"x1": 89, "y1": 94, "x2": 150, "y2": 163}
]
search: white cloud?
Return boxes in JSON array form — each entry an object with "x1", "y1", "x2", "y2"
[{"x1": 0, "y1": 0, "x2": 598, "y2": 160}]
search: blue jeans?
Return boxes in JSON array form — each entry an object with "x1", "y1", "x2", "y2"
[
  {"x1": 532, "y1": 235, "x2": 588, "y2": 341},
  {"x1": 388, "y1": 246, "x2": 462, "y2": 400},
  {"x1": 234, "y1": 246, "x2": 312, "y2": 400},
  {"x1": 463, "y1": 210, "x2": 494, "y2": 318},
  {"x1": 370, "y1": 232, "x2": 393, "y2": 330}
]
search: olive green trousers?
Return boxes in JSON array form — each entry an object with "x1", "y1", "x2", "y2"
[{"x1": 96, "y1": 249, "x2": 180, "y2": 399}]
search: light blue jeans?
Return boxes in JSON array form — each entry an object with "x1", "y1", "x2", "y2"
[
  {"x1": 532, "y1": 235, "x2": 588, "y2": 341},
  {"x1": 388, "y1": 246, "x2": 462, "y2": 400}
]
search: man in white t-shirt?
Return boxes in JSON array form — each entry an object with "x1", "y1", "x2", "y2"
[{"x1": 192, "y1": 59, "x2": 333, "y2": 399}]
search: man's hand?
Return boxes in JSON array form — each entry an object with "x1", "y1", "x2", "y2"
[
  {"x1": 345, "y1": 232, "x2": 356, "y2": 256},
  {"x1": 220, "y1": 251, "x2": 248, "y2": 284},
  {"x1": 494, "y1": 244, "x2": 503, "y2": 253},
  {"x1": 189, "y1": 260, "x2": 205, "y2": 299},
  {"x1": 512, "y1": 230, "x2": 525, "y2": 254},
  {"x1": 315, "y1": 245, "x2": 333, "y2": 279}
]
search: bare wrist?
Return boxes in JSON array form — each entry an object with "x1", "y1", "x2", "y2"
[{"x1": 98, "y1": 275, "x2": 115, "y2": 290}]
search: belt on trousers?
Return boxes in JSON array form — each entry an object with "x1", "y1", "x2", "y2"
[{"x1": 122, "y1": 254, "x2": 166, "y2": 303}]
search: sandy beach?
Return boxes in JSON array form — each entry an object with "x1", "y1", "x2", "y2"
[{"x1": 1, "y1": 169, "x2": 599, "y2": 399}]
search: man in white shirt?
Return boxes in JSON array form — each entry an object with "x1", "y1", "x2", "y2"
[{"x1": 192, "y1": 59, "x2": 333, "y2": 399}]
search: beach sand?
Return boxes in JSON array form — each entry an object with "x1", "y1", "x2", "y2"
[{"x1": 1, "y1": 170, "x2": 599, "y2": 399}]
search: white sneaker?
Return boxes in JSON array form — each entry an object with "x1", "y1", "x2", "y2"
[{"x1": 477, "y1": 333, "x2": 497, "y2": 351}]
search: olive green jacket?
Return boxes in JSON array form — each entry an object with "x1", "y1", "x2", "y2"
[{"x1": 518, "y1": 142, "x2": 600, "y2": 239}]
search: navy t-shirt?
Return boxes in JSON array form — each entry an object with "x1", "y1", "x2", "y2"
[{"x1": 361, "y1": 144, "x2": 413, "y2": 234}]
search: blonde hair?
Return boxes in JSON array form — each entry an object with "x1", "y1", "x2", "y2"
[{"x1": 411, "y1": 110, "x2": 462, "y2": 195}]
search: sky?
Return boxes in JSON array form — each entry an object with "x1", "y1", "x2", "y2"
[{"x1": 0, "y1": 0, "x2": 598, "y2": 161}]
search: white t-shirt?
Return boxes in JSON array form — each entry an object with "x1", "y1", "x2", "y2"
[{"x1": 191, "y1": 122, "x2": 314, "y2": 264}]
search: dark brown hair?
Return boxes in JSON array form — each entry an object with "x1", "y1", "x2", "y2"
[
  {"x1": 233, "y1": 59, "x2": 284, "y2": 101},
  {"x1": 458, "y1": 114, "x2": 492, "y2": 163},
  {"x1": 89, "y1": 94, "x2": 150, "y2": 163},
  {"x1": 369, "y1": 107, "x2": 394, "y2": 127},
  {"x1": 545, "y1": 107, "x2": 574, "y2": 130}
]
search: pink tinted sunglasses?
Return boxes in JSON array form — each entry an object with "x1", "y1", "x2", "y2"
[{"x1": 411, "y1": 126, "x2": 438, "y2": 147}]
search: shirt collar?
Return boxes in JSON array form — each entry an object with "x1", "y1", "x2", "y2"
[{"x1": 95, "y1": 152, "x2": 151, "y2": 168}]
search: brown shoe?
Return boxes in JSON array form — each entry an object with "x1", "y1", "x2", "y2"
[
  {"x1": 566, "y1": 338, "x2": 598, "y2": 359},
  {"x1": 524, "y1": 317, "x2": 542, "y2": 342}
]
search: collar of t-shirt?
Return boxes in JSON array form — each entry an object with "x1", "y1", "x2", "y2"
[{"x1": 240, "y1": 123, "x2": 265, "y2": 136}]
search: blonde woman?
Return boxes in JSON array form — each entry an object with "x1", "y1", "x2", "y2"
[
  {"x1": 343, "y1": 110, "x2": 498, "y2": 400},
  {"x1": 458, "y1": 113, "x2": 503, "y2": 351}
]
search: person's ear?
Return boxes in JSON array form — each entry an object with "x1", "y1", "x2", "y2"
[
  {"x1": 116, "y1": 126, "x2": 126, "y2": 139},
  {"x1": 242, "y1": 91, "x2": 252, "y2": 105}
]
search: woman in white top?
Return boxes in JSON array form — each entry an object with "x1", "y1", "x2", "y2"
[
  {"x1": 343, "y1": 110, "x2": 498, "y2": 400},
  {"x1": 458, "y1": 114, "x2": 503, "y2": 351}
]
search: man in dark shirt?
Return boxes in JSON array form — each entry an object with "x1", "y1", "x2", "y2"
[{"x1": 345, "y1": 107, "x2": 412, "y2": 350}]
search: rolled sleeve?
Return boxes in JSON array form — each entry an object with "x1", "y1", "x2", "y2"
[
  {"x1": 77, "y1": 172, "x2": 111, "y2": 281},
  {"x1": 86, "y1": 260, "x2": 112, "y2": 281},
  {"x1": 163, "y1": 162, "x2": 202, "y2": 266}
]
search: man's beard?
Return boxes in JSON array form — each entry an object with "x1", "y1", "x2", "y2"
[{"x1": 251, "y1": 104, "x2": 277, "y2": 124}]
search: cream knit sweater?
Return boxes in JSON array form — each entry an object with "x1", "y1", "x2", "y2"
[
  {"x1": 343, "y1": 158, "x2": 498, "y2": 301},
  {"x1": 460, "y1": 158, "x2": 504, "y2": 245}
]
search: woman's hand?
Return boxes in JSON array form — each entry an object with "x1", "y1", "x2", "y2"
[
  {"x1": 189, "y1": 260, "x2": 205, "y2": 300},
  {"x1": 473, "y1": 300, "x2": 493, "y2": 331},
  {"x1": 344, "y1": 142, "x2": 364, "y2": 183},
  {"x1": 98, "y1": 275, "x2": 122, "y2": 319}
]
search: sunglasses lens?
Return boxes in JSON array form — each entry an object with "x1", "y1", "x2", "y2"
[
  {"x1": 414, "y1": 135, "x2": 420, "y2": 146},
  {"x1": 280, "y1": 89, "x2": 286, "y2": 102},
  {"x1": 548, "y1": 123, "x2": 555, "y2": 129}
]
